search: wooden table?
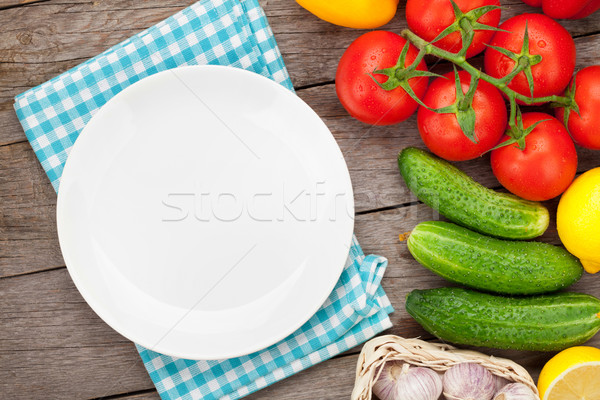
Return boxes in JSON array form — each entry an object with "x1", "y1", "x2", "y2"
[{"x1": 1, "y1": 1, "x2": 599, "y2": 398}]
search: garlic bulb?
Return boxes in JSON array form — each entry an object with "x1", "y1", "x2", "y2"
[
  {"x1": 443, "y1": 363, "x2": 496, "y2": 400},
  {"x1": 494, "y1": 376, "x2": 510, "y2": 393},
  {"x1": 493, "y1": 383, "x2": 537, "y2": 400},
  {"x1": 372, "y1": 361, "x2": 442, "y2": 400}
]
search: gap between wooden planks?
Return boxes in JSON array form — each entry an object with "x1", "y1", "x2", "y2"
[
  {"x1": 1, "y1": 0, "x2": 600, "y2": 399},
  {"x1": 3, "y1": 260, "x2": 599, "y2": 399},
  {"x1": 2, "y1": 82, "x2": 600, "y2": 278},
  {"x1": 0, "y1": 0, "x2": 599, "y2": 146}
]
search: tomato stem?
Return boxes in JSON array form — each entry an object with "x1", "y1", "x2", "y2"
[{"x1": 401, "y1": 29, "x2": 572, "y2": 108}]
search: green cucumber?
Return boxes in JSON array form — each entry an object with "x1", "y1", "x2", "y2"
[
  {"x1": 405, "y1": 287, "x2": 600, "y2": 351},
  {"x1": 398, "y1": 147, "x2": 549, "y2": 240},
  {"x1": 407, "y1": 221, "x2": 583, "y2": 295}
]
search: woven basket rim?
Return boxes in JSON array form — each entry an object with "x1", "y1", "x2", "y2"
[{"x1": 351, "y1": 335, "x2": 539, "y2": 400}]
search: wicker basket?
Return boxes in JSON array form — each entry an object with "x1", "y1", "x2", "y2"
[{"x1": 351, "y1": 335, "x2": 539, "y2": 400}]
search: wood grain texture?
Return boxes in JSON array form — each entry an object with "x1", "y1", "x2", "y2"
[
  {"x1": 107, "y1": 391, "x2": 161, "y2": 400},
  {"x1": 0, "y1": 141, "x2": 64, "y2": 277},
  {"x1": 1, "y1": 209, "x2": 599, "y2": 398},
  {"x1": 0, "y1": 0, "x2": 41, "y2": 8},
  {"x1": 1, "y1": 0, "x2": 600, "y2": 399},
  {"x1": 1, "y1": 0, "x2": 600, "y2": 144},
  {"x1": 2, "y1": 83, "x2": 599, "y2": 277},
  {"x1": 0, "y1": 268, "x2": 153, "y2": 399}
]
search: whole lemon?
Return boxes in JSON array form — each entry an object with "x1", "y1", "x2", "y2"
[{"x1": 557, "y1": 167, "x2": 600, "y2": 274}]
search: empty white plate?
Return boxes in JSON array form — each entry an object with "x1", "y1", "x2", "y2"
[{"x1": 56, "y1": 65, "x2": 354, "y2": 360}]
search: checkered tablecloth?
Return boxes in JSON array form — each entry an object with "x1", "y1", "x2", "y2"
[{"x1": 13, "y1": 0, "x2": 394, "y2": 399}]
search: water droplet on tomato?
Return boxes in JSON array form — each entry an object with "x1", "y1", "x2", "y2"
[
  {"x1": 370, "y1": 55, "x2": 377, "y2": 60},
  {"x1": 537, "y1": 40, "x2": 546, "y2": 48}
]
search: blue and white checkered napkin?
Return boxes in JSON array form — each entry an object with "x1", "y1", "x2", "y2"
[
  {"x1": 137, "y1": 239, "x2": 392, "y2": 399},
  {"x1": 13, "y1": 0, "x2": 394, "y2": 398}
]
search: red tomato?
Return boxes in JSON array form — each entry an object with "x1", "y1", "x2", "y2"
[
  {"x1": 521, "y1": 0, "x2": 600, "y2": 19},
  {"x1": 484, "y1": 14, "x2": 576, "y2": 101},
  {"x1": 406, "y1": 0, "x2": 501, "y2": 58},
  {"x1": 522, "y1": 0, "x2": 542, "y2": 6},
  {"x1": 491, "y1": 113, "x2": 577, "y2": 201},
  {"x1": 556, "y1": 65, "x2": 600, "y2": 150},
  {"x1": 335, "y1": 31, "x2": 429, "y2": 125},
  {"x1": 417, "y1": 71, "x2": 507, "y2": 161}
]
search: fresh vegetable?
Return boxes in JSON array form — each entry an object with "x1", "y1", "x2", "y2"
[
  {"x1": 407, "y1": 221, "x2": 583, "y2": 295},
  {"x1": 372, "y1": 361, "x2": 443, "y2": 400},
  {"x1": 557, "y1": 167, "x2": 600, "y2": 274},
  {"x1": 417, "y1": 70, "x2": 506, "y2": 161},
  {"x1": 493, "y1": 383, "x2": 537, "y2": 400},
  {"x1": 443, "y1": 363, "x2": 496, "y2": 400},
  {"x1": 556, "y1": 65, "x2": 600, "y2": 150},
  {"x1": 376, "y1": 13, "x2": 579, "y2": 143},
  {"x1": 521, "y1": 0, "x2": 600, "y2": 20},
  {"x1": 484, "y1": 13, "x2": 576, "y2": 101},
  {"x1": 494, "y1": 377, "x2": 511, "y2": 394},
  {"x1": 296, "y1": 0, "x2": 399, "y2": 29},
  {"x1": 354, "y1": 335, "x2": 542, "y2": 400},
  {"x1": 399, "y1": 22, "x2": 576, "y2": 143},
  {"x1": 335, "y1": 31, "x2": 430, "y2": 125},
  {"x1": 405, "y1": 287, "x2": 600, "y2": 351},
  {"x1": 537, "y1": 346, "x2": 600, "y2": 400},
  {"x1": 398, "y1": 147, "x2": 549, "y2": 240},
  {"x1": 490, "y1": 112, "x2": 578, "y2": 201},
  {"x1": 406, "y1": 0, "x2": 501, "y2": 58}
]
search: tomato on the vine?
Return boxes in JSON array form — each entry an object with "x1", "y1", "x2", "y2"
[
  {"x1": 335, "y1": 31, "x2": 429, "y2": 125},
  {"x1": 491, "y1": 113, "x2": 578, "y2": 201},
  {"x1": 417, "y1": 71, "x2": 507, "y2": 161},
  {"x1": 406, "y1": 0, "x2": 501, "y2": 58},
  {"x1": 521, "y1": 0, "x2": 600, "y2": 20},
  {"x1": 556, "y1": 65, "x2": 600, "y2": 150},
  {"x1": 484, "y1": 13, "x2": 576, "y2": 101}
]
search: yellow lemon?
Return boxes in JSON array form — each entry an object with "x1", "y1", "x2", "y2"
[
  {"x1": 557, "y1": 167, "x2": 600, "y2": 274},
  {"x1": 537, "y1": 346, "x2": 600, "y2": 400}
]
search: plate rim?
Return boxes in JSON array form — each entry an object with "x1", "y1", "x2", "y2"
[{"x1": 56, "y1": 64, "x2": 355, "y2": 360}]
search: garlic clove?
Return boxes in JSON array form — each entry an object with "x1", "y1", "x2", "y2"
[
  {"x1": 373, "y1": 361, "x2": 405, "y2": 400},
  {"x1": 394, "y1": 366, "x2": 443, "y2": 400},
  {"x1": 372, "y1": 361, "x2": 442, "y2": 400},
  {"x1": 443, "y1": 363, "x2": 496, "y2": 400},
  {"x1": 493, "y1": 383, "x2": 537, "y2": 400},
  {"x1": 494, "y1": 376, "x2": 511, "y2": 394}
]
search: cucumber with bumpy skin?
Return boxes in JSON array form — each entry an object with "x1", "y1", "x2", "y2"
[
  {"x1": 398, "y1": 147, "x2": 549, "y2": 240},
  {"x1": 407, "y1": 221, "x2": 583, "y2": 295},
  {"x1": 405, "y1": 287, "x2": 600, "y2": 351}
]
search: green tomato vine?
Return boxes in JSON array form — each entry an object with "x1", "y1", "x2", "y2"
[{"x1": 373, "y1": 0, "x2": 579, "y2": 149}]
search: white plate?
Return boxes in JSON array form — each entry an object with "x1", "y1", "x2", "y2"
[{"x1": 56, "y1": 65, "x2": 354, "y2": 360}]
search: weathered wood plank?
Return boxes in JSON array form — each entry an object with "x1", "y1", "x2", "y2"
[
  {"x1": 0, "y1": 269, "x2": 153, "y2": 399},
  {"x1": 0, "y1": 141, "x2": 65, "y2": 277},
  {"x1": 1, "y1": 0, "x2": 600, "y2": 144},
  {"x1": 77, "y1": 356, "x2": 363, "y2": 400},
  {"x1": 2, "y1": 241, "x2": 599, "y2": 399},
  {"x1": 1, "y1": 1, "x2": 600, "y2": 399},
  {"x1": 2, "y1": 81, "x2": 599, "y2": 277},
  {"x1": 111, "y1": 393, "x2": 161, "y2": 400},
  {"x1": 105, "y1": 391, "x2": 161, "y2": 400},
  {"x1": 0, "y1": 0, "x2": 41, "y2": 8}
]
